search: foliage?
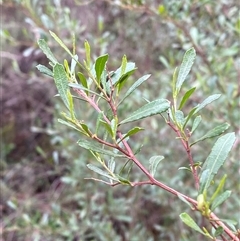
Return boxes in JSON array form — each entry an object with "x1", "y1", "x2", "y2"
[
  {"x1": 1, "y1": 0, "x2": 239, "y2": 240},
  {"x1": 37, "y1": 29, "x2": 238, "y2": 240}
]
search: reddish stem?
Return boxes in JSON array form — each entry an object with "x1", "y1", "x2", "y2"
[
  {"x1": 167, "y1": 120, "x2": 199, "y2": 190},
  {"x1": 73, "y1": 87, "x2": 238, "y2": 241}
]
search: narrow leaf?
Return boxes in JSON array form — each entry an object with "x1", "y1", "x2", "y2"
[
  {"x1": 120, "y1": 55, "x2": 127, "y2": 76},
  {"x1": 177, "y1": 194, "x2": 193, "y2": 208},
  {"x1": 199, "y1": 169, "x2": 210, "y2": 194},
  {"x1": 95, "y1": 54, "x2": 108, "y2": 82},
  {"x1": 95, "y1": 111, "x2": 103, "y2": 135},
  {"x1": 64, "y1": 59, "x2": 70, "y2": 76},
  {"x1": 101, "y1": 69, "x2": 111, "y2": 95},
  {"x1": 67, "y1": 90, "x2": 75, "y2": 119},
  {"x1": 191, "y1": 123, "x2": 230, "y2": 146},
  {"x1": 69, "y1": 83, "x2": 106, "y2": 100},
  {"x1": 191, "y1": 115, "x2": 201, "y2": 134},
  {"x1": 176, "y1": 48, "x2": 196, "y2": 93},
  {"x1": 119, "y1": 127, "x2": 144, "y2": 143},
  {"x1": 211, "y1": 190, "x2": 231, "y2": 211},
  {"x1": 149, "y1": 156, "x2": 164, "y2": 177},
  {"x1": 179, "y1": 87, "x2": 196, "y2": 109},
  {"x1": 108, "y1": 158, "x2": 116, "y2": 173},
  {"x1": 209, "y1": 174, "x2": 227, "y2": 203},
  {"x1": 178, "y1": 167, "x2": 191, "y2": 172},
  {"x1": 77, "y1": 140, "x2": 123, "y2": 157},
  {"x1": 58, "y1": 118, "x2": 84, "y2": 133},
  {"x1": 77, "y1": 72, "x2": 88, "y2": 95},
  {"x1": 84, "y1": 40, "x2": 91, "y2": 69},
  {"x1": 111, "y1": 62, "x2": 137, "y2": 86},
  {"x1": 119, "y1": 74, "x2": 151, "y2": 105},
  {"x1": 172, "y1": 67, "x2": 178, "y2": 98},
  {"x1": 213, "y1": 227, "x2": 224, "y2": 237},
  {"x1": 114, "y1": 70, "x2": 135, "y2": 88},
  {"x1": 71, "y1": 55, "x2": 78, "y2": 74},
  {"x1": 179, "y1": 213, "x2": 206, "y2": 235},
  {"x1": 37, "y1": 39, "x2": 58, "y2": 65},
  {"x1": 53, "y1": 63, "x2": 70, "y2": 109},
  {"x1": 87, "y1": 164, "x2": 118, "y2": 181},
  {"x1": 116, "y1": 174, "x2": 131, "y2": 185},
  {"x1": 36, "y1": 64, "x2": 53, "y2": 77},
  {"x1": 110, "y1": 118, "x2": 118, "y2": 139},
  {"x1": 117, "y1": 71, "x2": 133, "y2": 94},
  {"x1": 120, "y1": 99, "x2": 170, "y2": 125},
  {"x1": 175, "y1": 110, "x2": 185, "y2": 129},
  {"x1": 100, "y1": 120, "x2": 114, "y2": 137},
  {"x1": 81, "y1": 123, "x2": 91, "y2": 136},
  {"x1": 194, "y1": 94, "x2": 221, "y2": 114},
  {"x1": 201, "y1": 132, "x2": 236, "y2": 191},
  {"x1": 49, "y1": 30, "x2": 73, "y2": 57},
  {"x1": 183, "y1": 106, "x2": 198, "y2": 128}
]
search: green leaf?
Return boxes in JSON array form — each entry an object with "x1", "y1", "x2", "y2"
[
  {"x1": 117, "y1": 71, "x2": 133, "y2": 94},
  {"x1": 177, "y1": 194, "x2": 193, "y2": 208},
  {"x1": 69, "y1": 83, "x2": 106, "y2": 100},
  {"x1": 116, "y1": 174, "x2": 131, "y2": 185},
  {"x1": 209, "y1": 174, "x2": 227, "y2": 203},
  {"x1": 183, "y1": 95, "x2": 221, "y2": 128},
  {"x1": 87, "y1": 164, "x2": 118, "y2": 181},
  {"x1": 111, "y1": 62, "x2": 137, "y2": 86},
  {"x1": 172, "y1": 67, "x2": 178, "y2": 98},
  {"x1": 108, "y1": 158, "x2": 116, "y2": 173},
  {"x1": 53, "y1": 63, "x2": 70, "y2": 109},
  {"x1": 120, "y1": 99, "x2": 170, "y2": 125},
  {"x1": 77, "y1": 72, "x2": 88, "y2": 95},
  {"x1": 149, "y1": 156, "x2": 164, "y2": 177},
  {"x1": 120, "y1": 55, "x2": 127, "y2": 76},
  {"x1": 77, "y1": 140, "x2": 123, "y2": 157},
  {"x1": 178, "y1": 167, "x2": 191, "y2": 172},
  {"x1": 175, "y1": 110, "x2": 185, "y2": 129},
  {"x1": 110, "y1": 118, "x2": 118, "y2": 140},
  {"x1": 179, "y1": 87, "x2": 196, "y2": 110},
  {"x1": 199, "y1": 169, "x2": 210, "y2": 194},
  {"x1": 201, "y1": 132, "x2": 236, "y2": 192},
  {"x1": 64, "y1": 59, "x2": 70, "y2": 76},
  {"x1": 176, "y1": 48, "x2": 196, "y2": 93},
  {"x1": 118, "y1": 74, "x2": 151, "y2": 105},
  {"x1": 194, "y1": 94, "x2": 221, "y2": 114},
  {"x1": 58, "y1": 118, "x2": 84, "y2": 133},
  {"x1": 36, "y1": 64, "x2": 53, "y2": 77},
  {"x1": 49, "y1": 30, "x2": 73, "y2": 57},
  {"x1": 71, "y1": 55, "x2": 78, "y2": 74},
  {"x1": 191, "y1": 115, "x2": 201, "y2": 134},
  {"x1": 84, "y1": 40, "x2": 91, "y2": 69},
  {"x1": 100, "y1": 120, "x2": 114, "y2": 137},
  {"x1": 190, "y1": 123, "x2": 230, "y2": 146},
  {"x1": 101, "y1": 69, "x2": 111, "y2": 95},
  {"x1": 211, "y1": 190, "x2": 231, "y2": 211},
  {"x1": 119, "y1": 127, "x2": 144, "y2": 143},
  {"x1": 80, "y1": 123, "x2": 91, "y2": 136},
  {"x1": 179, "y1": 213, "x2": 205, "y2": 235},
  {"x1": 213, "y1": 227, "x2": 224, "y2": 237},
  {"x1": 67, "y1": 90, "x2": 75, "y2": 119},
  {"x1": 95, "y1": 111, "x2": 103, "y2": 135},
  {"x1": 37, "y1": 39, "x2": 58, "y2": 65},
  {"x1": 183, "y1": 106, "x2": 198, "y2": 128},
  {"x1": 117, "y1": 69, "x2": 136, "y2": 95},
  {"x1": 95, "y1": 54, "x2": 108, "y2": 83}
]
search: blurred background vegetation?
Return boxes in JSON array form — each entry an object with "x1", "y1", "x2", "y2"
[{"x1": 1, "y1": 0, "x2": 239, "y2": 240}]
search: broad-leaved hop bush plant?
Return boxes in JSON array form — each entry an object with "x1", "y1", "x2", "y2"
[{"x1": 37, "y1": 31, "x2": 239, "y2": 241}]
